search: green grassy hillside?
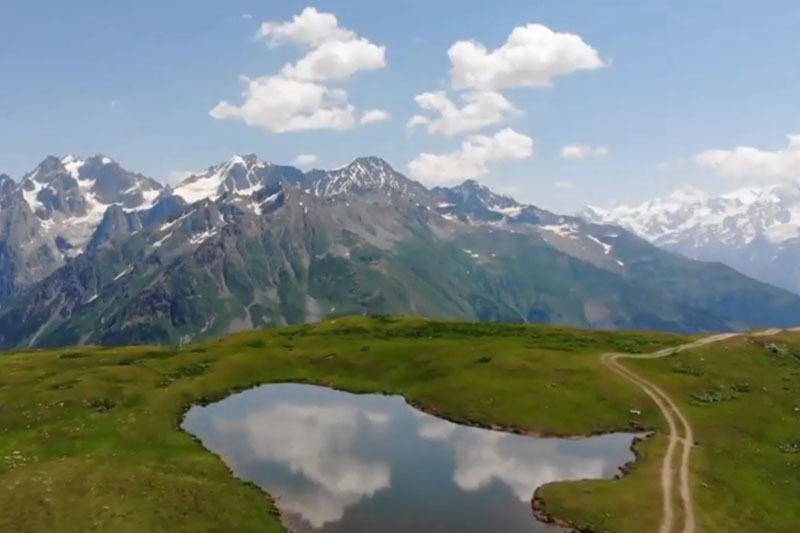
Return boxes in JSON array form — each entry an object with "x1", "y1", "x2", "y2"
[{"x1": 0, "y1": 317, "x2": 796, "y2": 532}]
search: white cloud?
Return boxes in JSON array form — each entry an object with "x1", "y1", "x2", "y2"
[
  {"x1": 449, "y1": 23, "x2": 606, "y2": 91},
  {"x1": 256, "y1": 7, "x2": 355, "y2": 47},
  {"x1": 555, "y1": 180, "x2": 575, "y2": 189},
  {"x1": 560, "y1": 144, "x2": 609, "y2": 159},
  {"x1": 214, "y1": 402, "x2": 392, "y2": 528},
  {"x1": 408, "y1": 128, "x2": 534, "y2": 183},
  {"x1": 359, "y1": 109, "x2": 391, "y2": 125},
  {"x1": 294, "y1": 153, "x2": 318, "y2": 168},
  {"x1": 695, "y1": 134, "x2": 800, "y2": 181},
  {"x1": 409, "y1": 90, "x2": 519, "y2": 137},
  {"x1": 282, "y1": 38, "x2": 386, "y2": 81},
  {"x1": 214, "y1": 8, "x2": 387, "y2": 133},
  {"x1": 210, "y1": 75, "x2": 356, "y2": 132},
  {"x1": 241, "y1": 14, "x2": 253, "y2": 21},
  {"x1": 417, "y1": 422, "x2": 610, "y2": 504},
  {"x1": 256, "y1": 7, "x2": 385, "y2": 82},
  {"x1": 406, "y1": 114, "x2": 431, "y2": 130}
]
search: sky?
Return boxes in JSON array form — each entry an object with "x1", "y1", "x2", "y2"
[{"x1": 1, "y1": 0, "x2": 799, "y2": 213}]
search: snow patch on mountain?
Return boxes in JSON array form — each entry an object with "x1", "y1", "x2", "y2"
[
  {"x1": 21, "y1": 178, "x2": 46, "y2": 214},
  {"x1": 539, "y1": 223, "x2": 579, "y2": 238},
  {"x1": 189, "y1": 228, "x2": 218, "y2": 245},
  {"x1": 587, "y1": 235, "x2": 612, "y2": 254},
  {"x1": 61, "y1": 155, "x2": 85, "y2": 179},
  {"x1": 152, "y1": 232, "x2": 173, "y2": 249}
]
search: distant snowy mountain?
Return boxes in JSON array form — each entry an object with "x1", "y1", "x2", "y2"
[{"x1": 581, "y1": 181, "x2": 800, "y2": 293}]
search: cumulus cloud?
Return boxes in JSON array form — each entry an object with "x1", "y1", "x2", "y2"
[
  {"x1": 212, "y1": 8, "x2": 386, "y2": 133},
  {"x1": 449, "y1": 23, "x2": 606, "y2": 91},
  {"x1": 560, "y1": 144, "x2": 609, "y2": 159},
  {"x1": 294, "y1": 153, "x2": 318, "y2": 168},
  {"x1": 256, "y1": 7, "x2": 355, "y2": 47},
  {"x1": 210, "y1": 75, "x2": 355, "y2": 132},
  {"x1": 213, "y1": 402, "x2": 392, "y2": 528},
  {"x1": 406, "y1": 114, "x2": 431, "y2": 130},
  {"x1": 409, "y1": 90, "x2": 519, "y2": 137},
  {"x1": 360, "y1": 109, "x2": 391, "y2": 125},
  {"x1": 408, "y1": 128, "x2": 534, "y2": 183},
  {"x1": 695, "y1": 134, "x2": 800, "y2": 181},
  {"x1": 255, "y1": 7, "x2": 385, "y2": 82},
  {"x1": 281, "y1": 38, "x2": 386, "y2": 81}
]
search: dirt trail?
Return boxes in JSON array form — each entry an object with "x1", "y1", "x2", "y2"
[{"x1": 600, "y1": 330, "x2": 790, "y2": 533}]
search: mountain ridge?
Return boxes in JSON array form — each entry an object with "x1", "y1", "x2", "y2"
[{"x1": 2, "y1": 153, "x2": 800, "y2": 348}]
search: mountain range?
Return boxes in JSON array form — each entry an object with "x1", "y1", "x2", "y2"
[
  {"x1": 582, "y1": 181, "x2": 800, "y2": 294},
  {"x1": 2, "y1": 153, "x2": 800, "y2": 348}
]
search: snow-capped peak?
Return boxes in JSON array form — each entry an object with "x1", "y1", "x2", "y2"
[
  {"x1": 14, "y1": 154, "x2": 166, "y2": 260},
  {"x1": 581, "y1": 179, "x2": 800, "y2": 293},
  {"x1": 581, "y1": 180, "x2": 800, "y2": 247},
  {"x1": 314, "y1": 156, "x2": 410, "y2": 196},
  {"x1": 173, "y1": 154, "x2": 273, "y2": 204}
]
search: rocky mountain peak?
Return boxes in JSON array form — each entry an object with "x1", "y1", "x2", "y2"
[
  {"x1": 172, "y1": 154, "x2": 276, "y2": 204},
  {"x1": 0, "y1": 174, "x2": 15, "y2": 197},
  {"x1": 313, "y1": 156, "x2": 422, "y2": 198},
  {"x1": 432, "y1": 179, "x2": 528, "y2": 222},
  {"x1": 450, "y1": 179, "x2": 518, "y2": 209},
  {"x1": 31, "y1": 155, "x2": 67, "y2": 179}
]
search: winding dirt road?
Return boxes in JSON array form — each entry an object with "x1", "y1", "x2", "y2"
[{"x1": 599, "y1": 330, "x2": 790, "y2": 533}]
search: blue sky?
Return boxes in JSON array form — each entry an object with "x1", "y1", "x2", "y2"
[{"x1": 1, "y1": 1, "x2": 799, "y2": 212}]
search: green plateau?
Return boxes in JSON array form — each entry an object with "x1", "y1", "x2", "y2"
[{"x1": 1, "y1": 317, "x2": 798, "y2": 532}]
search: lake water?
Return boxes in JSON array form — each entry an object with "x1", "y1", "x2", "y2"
[{"x1": 182, "y1": 383, "x2": 640, "y2": 533}]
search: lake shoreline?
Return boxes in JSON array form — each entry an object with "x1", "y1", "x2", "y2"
[
  {"x1": 181, "y1": 380, "x2": 652, "y2": 533},
  {"x1": 530, "y1": 433, "x2": 652, "y2": 531}
]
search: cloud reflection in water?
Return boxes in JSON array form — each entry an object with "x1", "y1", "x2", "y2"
[
  {"x1": 211, "y1": 401, "x2": 393, "y2": 527},
  {"x1": 183, "y1": 384, "x2": 638, "y2": 532},
  {"x1": 415, "y1": 412, "x2": 609, "y2": 502}
]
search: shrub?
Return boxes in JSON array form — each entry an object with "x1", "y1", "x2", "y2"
[{"x1": 87, "y1": 397, "x2": 116, "y2": 413}]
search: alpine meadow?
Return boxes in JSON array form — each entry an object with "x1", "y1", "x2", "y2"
[{"x1": 1, "y1": 2, "x2": 799, "y2": 533}]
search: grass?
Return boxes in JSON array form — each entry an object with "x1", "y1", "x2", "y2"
[
  {"x1": 0, "y1": 316, "x2": 795, "y2": 532},
  {"x1": 539, "y1": 331, "x2": 800, "y2": 533}
]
